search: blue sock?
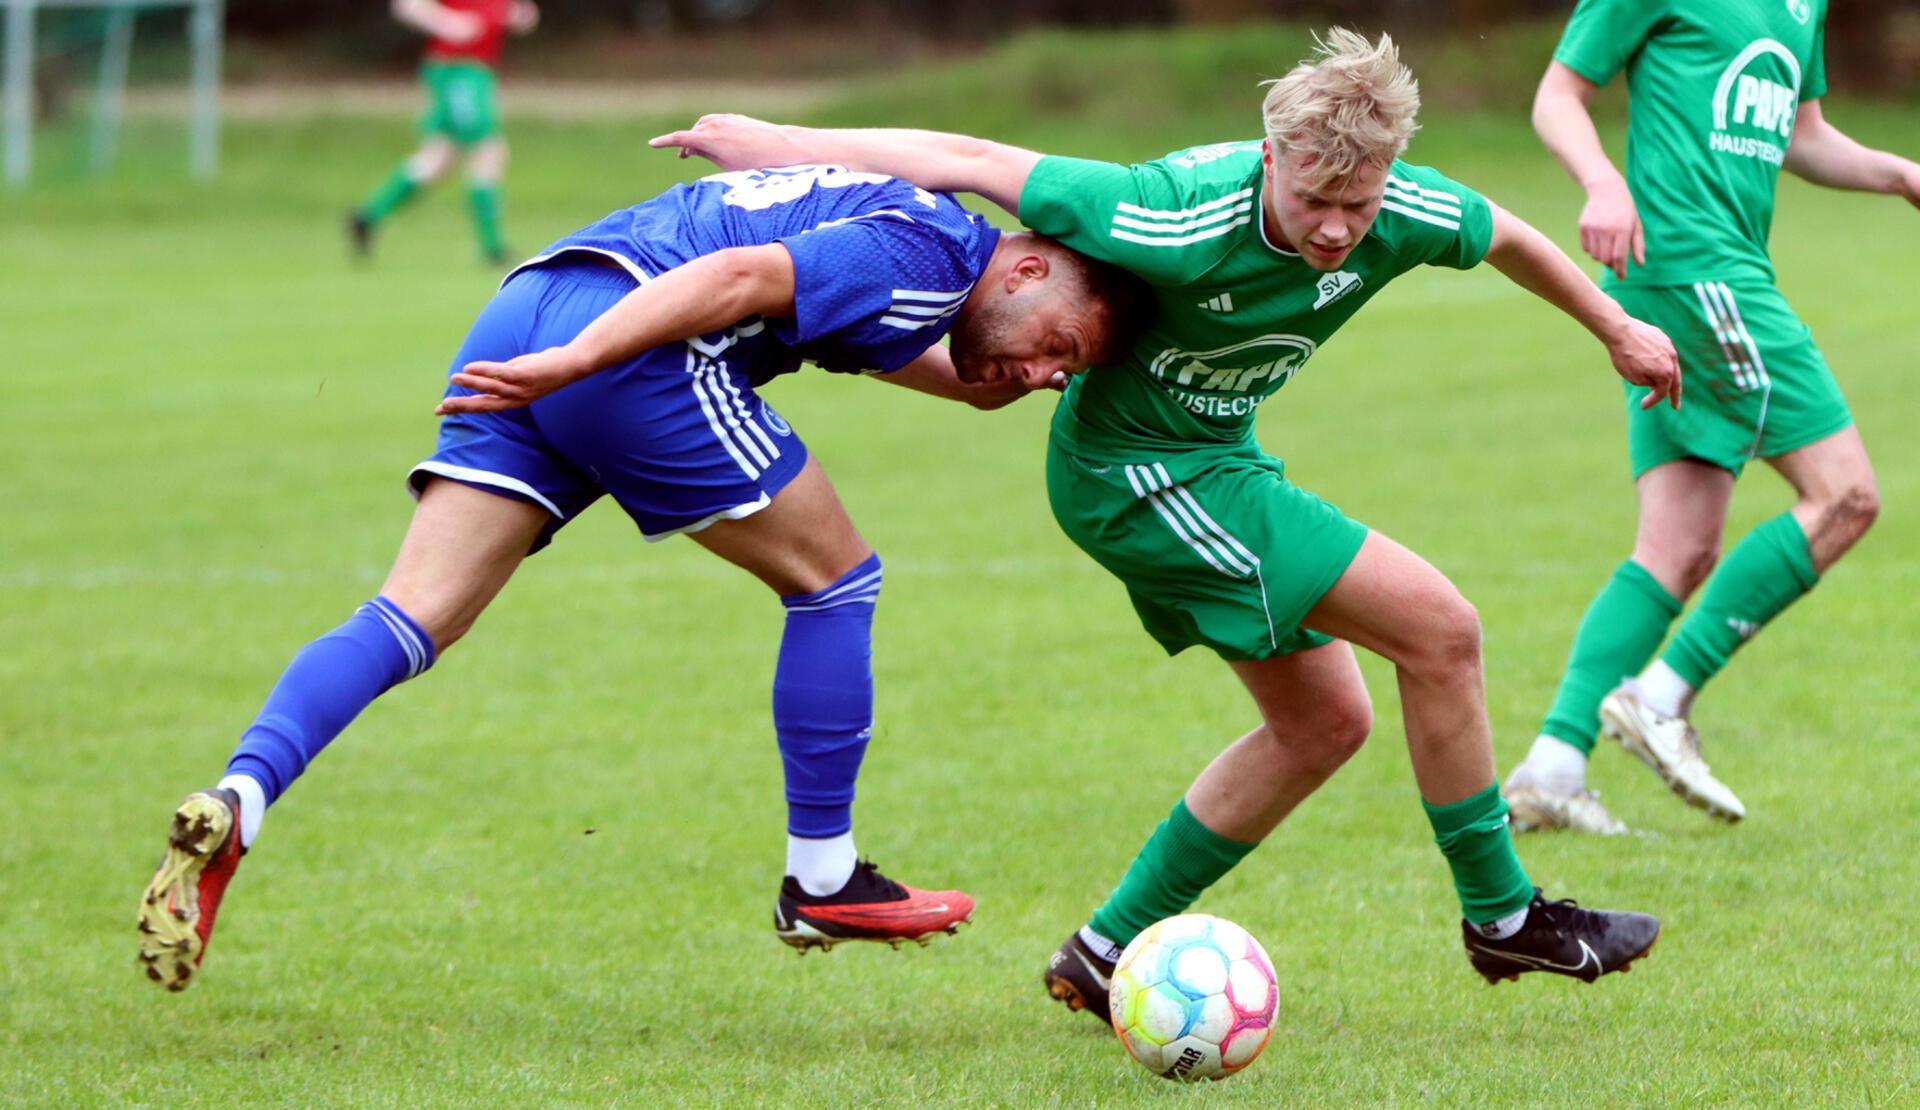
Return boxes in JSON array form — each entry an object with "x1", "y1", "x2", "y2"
[
  {"x1": 225, "y1": 596, "x2": 435, "y2": 804},
  {"x1": 774, "y1": 554, "x2": 883, "y2": 838}
]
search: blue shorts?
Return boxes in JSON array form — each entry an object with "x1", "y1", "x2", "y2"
[{"x1": 410, "y1": 258, "x2": 809, "y2": 548}]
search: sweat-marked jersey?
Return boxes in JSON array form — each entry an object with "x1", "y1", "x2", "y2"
[
  {"x1": 1555, "y1": 0, "x2": 1827, "y2": 287},
  {"x1": 514, "y1": 164, "x2": 999, "y2": 383},
  {"x1": 1019, "y1": 141, "x2": 1492, "y2": 459}
]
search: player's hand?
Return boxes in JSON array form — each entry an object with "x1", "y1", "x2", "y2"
[
  {"x1": 507, "y1": 1, "x2": 539, "y2": 34},
  {"x1": 1606, "y1": 317, "x2": 1681, "y2": 410},
  {"x1": 1578, "y1": 178, "x2": 1645, "y2": 281},
  {"x1": 437, "y1": 345, "x2": 593, "y2": 415},
  {"x1": 649, "y1": 114, "x2": 809, "y2": 171},
  {"x1": 1900, "y1": 163, "x2": 1920, "y2": 211}
]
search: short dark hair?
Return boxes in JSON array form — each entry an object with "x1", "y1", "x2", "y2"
[{"x1": 1041, "y1": 238, "x2": 1156, "y2": 367}]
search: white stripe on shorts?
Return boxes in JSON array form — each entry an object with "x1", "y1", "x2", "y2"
[
  {"x1": 1694, "y1": 282, "x2": 1757, "y2": 391},
  {"x1": 1712, "y1": 282, "x2": 1773, "y2": 456},
  {"x1": 712, "y1": 364, "x2": 780, "y2": 461},
  {"x1": 686, "y1": 351, "x2": 764, "y2": 479},
  {"x1": 1125, "y1": 464, "x2": 1253, "y2": 578}
]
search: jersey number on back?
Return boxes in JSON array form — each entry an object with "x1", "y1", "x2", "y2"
[{"x1": 706, "y1": 165, "x2": 935, "y2": 212}]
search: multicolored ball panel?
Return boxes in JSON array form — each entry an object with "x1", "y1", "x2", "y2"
[{"x1": 1107, "y1": 914, "x2": 1279, "y2": 1082}]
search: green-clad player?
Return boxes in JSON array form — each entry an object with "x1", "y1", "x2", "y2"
[
  {"x1": 652, "y1": 29, "x2": 1677, "y2": 1003},
  {"x1": 347, "y1": 0, "x2": 540, "y2": 264},
  {"x1": 1501, "y1": 0, "x2": 1920, "y2": 834}
]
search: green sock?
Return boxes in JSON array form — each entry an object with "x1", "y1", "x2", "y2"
[
  {"x1": 1086, "y1": 798, "x2": 1257, "y2": 947},
  {"x1": 1661, "y1": 511, "x2": 1817, "y2": 690},
  {"x1": 360, "y1": 165, "x2": 420, "y2": 223},
  {"x1": 466, "y1": 181, "x2": 505, "y2": 260},
  {"x1": 1424, "y1": 783, "x2": 1534, "y2": 925},
  {"x1": 1540, "y1": 559, "x2": 1682, "y2": 754}
]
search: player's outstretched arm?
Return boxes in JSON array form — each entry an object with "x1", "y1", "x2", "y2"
[
  {"x1": 436, "y1": 245, "x2": 796, "y2": 415},
  {"x1": 1532, "y1": 61, "x2": 1643, "y2": 279},
  {"x1": 1784, "y1": 100, "x2": 1920, "y2": 208},
  {"x1": 650, "y1": 115, "x2": 1043, "y2": 217},
  {"x1": 878, "y1": 346, "x2": 1063, "y2": 411},
  {"x1": 392, "y1": 0, "x2": 483, "y2": 43},
  {"x1": 1483, "y1": 201, "x2": 1680, "y2": 410}
]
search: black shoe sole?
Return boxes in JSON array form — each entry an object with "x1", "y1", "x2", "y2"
[
  {"x1": 1043, "y1": 970, "x2": 1111, "y2": 1022},
  {"x1": 774, "y1": 912, "x2": 969, "y2": 954},
  {"x1": 1472, "y1": 930, "x2": 1660, "y2": 985}
]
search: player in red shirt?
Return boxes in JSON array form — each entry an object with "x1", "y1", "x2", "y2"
[{"x1": 348, "y1": 0, "x2": 539, "y2": 265}]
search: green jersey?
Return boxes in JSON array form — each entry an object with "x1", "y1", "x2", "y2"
[
  {"x1": 1019, "y1": 142, "x2": 1493, "y2": 460},
  {"x1": 1554, "y1": 0, "x2": 1828, "y2": 287}
]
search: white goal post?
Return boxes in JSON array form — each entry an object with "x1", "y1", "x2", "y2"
[{"x1": 2, "y1": 0, "x2": 221, "y2": 185}]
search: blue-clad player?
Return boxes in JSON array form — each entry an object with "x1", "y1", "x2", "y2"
[{"x1": 138, "y1": 163, "x2": 1152, "y2": 991}]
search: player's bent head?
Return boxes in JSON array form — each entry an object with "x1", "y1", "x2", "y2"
[
  {"x1": 950, "y1": 234, "x2": 1153, "y2": 387},
  {"x1": 1256, "y1": 28, "x2": 1421, "y2": 269}
]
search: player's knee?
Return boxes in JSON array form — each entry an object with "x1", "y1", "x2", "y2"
[
  {"x1": 1310, "y1": 697, "x2": 1373, "y2": 768},
  {"x1": 1674, "y1": 541, "x2": 1721, "y2": 595},
  {"x1": 474, "y1": 138, "x2": 508, "y2": 175},
  {"x1": 1414, "y1": 593, "x2": 1482, "y2": 683},
  {"x1": 1833, "y1": 480, "x2": 1880, "y2": 535},
  {"x1": 410, "y1": 145, "x2": 455, "y2": 182},
  {"x1": 1259, "y1": 695, "x2": 1369, "y2": 778},
  {"x1": 1639, "y1": 536, "x2": 1719, "y2": 597}
]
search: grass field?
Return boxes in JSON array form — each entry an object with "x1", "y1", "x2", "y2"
[{"x1": 5, "y1": 27, "x2": 1919, "y2": 1107}]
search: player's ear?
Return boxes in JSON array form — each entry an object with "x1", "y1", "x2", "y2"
[{"x1": 1006, "y1": 253, "x2": 1051, "y2": 291}]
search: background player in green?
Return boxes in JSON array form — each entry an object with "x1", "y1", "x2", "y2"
[
  {"x1": 1501, "y1": 0, "x2": 1920, "y2": 834},
  {"x1": 347, "y1": 0, "x2": 540, "y2": 265},
  {"x1": 652, "y1": 29, "x2": 1679, "y2": 1004}
]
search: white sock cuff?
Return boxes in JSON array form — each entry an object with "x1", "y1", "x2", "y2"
[
  {"x1": 1637, "y1": 660, "x2": 1694, "y2": 718},
  {"x1": 1078, "y1": 925, "x2": 1124, "y2": 963},
  {"x1": 1473, "y1": 903, "x2": 1530, "y2": 940},
  {"x1": 785, "y1": 831, "x2": 857, "y2": 897},
  {"x1": 217, "y1": 774, "x2": 266, "y2": 849}
]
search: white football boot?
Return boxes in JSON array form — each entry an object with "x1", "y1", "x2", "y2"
[
  {"x1": 1599, "y1": 682, "x2": 1746, "y2": 822},
  {"x1": 1503, "y1": 779, "x2": 1629, "y2": 836}
]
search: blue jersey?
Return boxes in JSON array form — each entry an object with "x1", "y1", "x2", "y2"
[{"x1": 516, "y1": 165, "x2": 1001, "y2": 381}]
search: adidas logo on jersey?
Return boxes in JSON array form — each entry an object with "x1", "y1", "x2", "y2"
[
  {"x1": 1197, "y1": 293, "x2": 1234, "y2": 313},
  {"x1": 1313, "y1": 270, "x2": 1362, "y2": 310}
]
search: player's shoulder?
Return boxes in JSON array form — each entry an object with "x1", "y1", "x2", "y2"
[
  {"x1": 1372, "y1": 160, "x2": 1480, "y2": 245},
  {"x1": 1136, "y1": 139, "x2": 1266, "y2": 198},
  {"x1": 1149, "y1": 139, "x2": 1266, "y2": 172},
  {"x1": 1104, "y1": 140, "x2": 1263, "y2": 277}
]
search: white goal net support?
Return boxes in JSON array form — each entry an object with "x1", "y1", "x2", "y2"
[{"x1": 2, "y1": 0, "x2": 220, "y2": 185}]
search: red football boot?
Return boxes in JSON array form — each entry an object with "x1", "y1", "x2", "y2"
[
  {"x1": 137, "y1": 788, "x2": 244, "y2": 991},
  {"x1": 773, "y1": 860, "x2": 974, "y2": 952}
]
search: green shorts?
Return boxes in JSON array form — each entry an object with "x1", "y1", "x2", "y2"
[
  {"x1": 1613, "y1": 281, "x2": 1852, "y2": 479},
  {"x1": 420, "y1": 61, "x2": 502, "y2": 147},
  {"x1": 1046, "y1": 438, "x2": 1368, "y2": 662}
]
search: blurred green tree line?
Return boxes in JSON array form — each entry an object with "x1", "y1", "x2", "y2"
[{"x1": 229, "y1": 0, "x2": 1913, "y2": 93}]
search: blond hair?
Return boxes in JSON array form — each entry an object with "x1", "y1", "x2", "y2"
[{"x1": 1261, "y1": 29, "x2": 1421, "y2": 188}]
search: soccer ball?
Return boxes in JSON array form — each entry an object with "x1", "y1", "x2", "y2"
[{"x1": 1108, "y1": 913, "x2": 1277, "y2": 1082}]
